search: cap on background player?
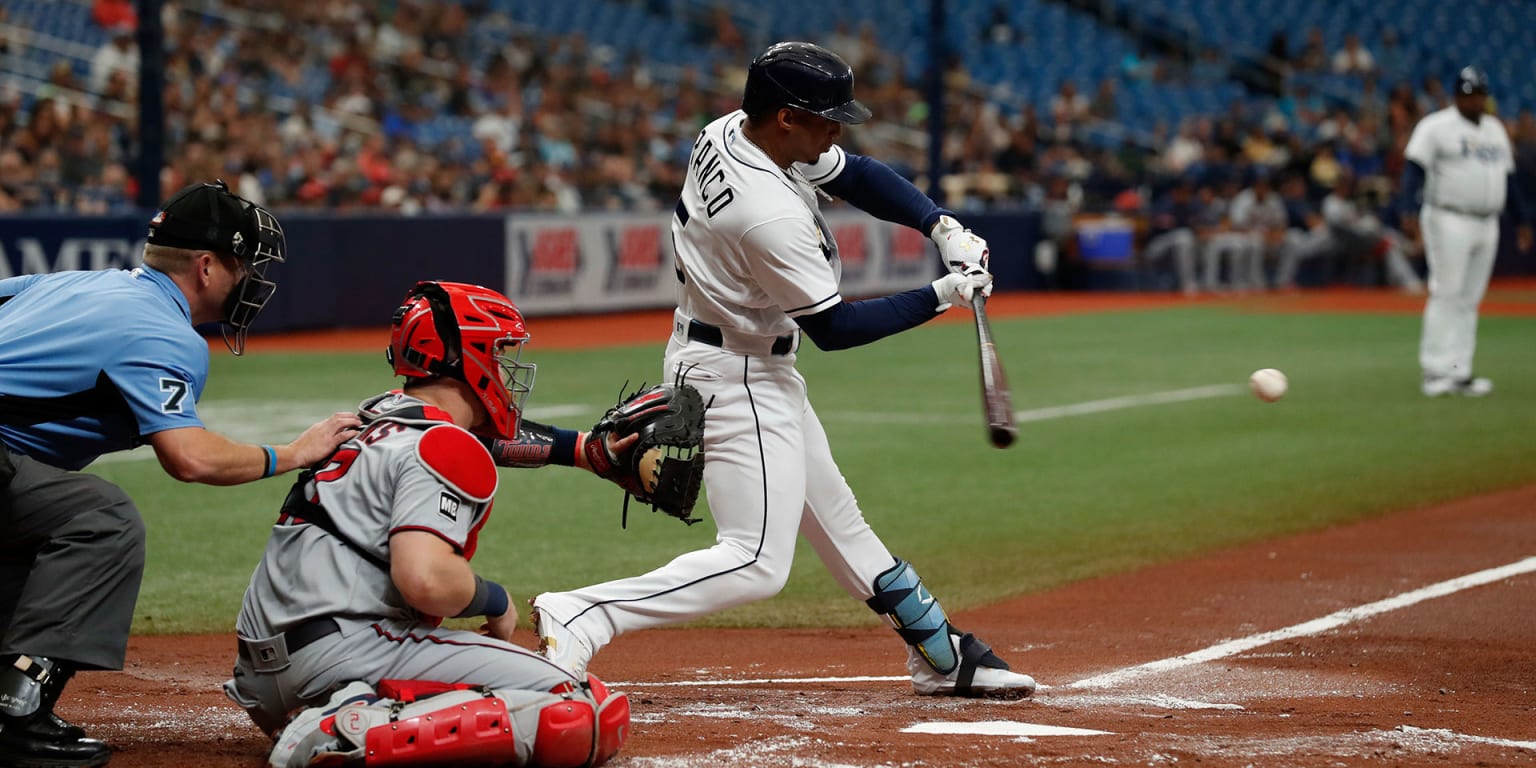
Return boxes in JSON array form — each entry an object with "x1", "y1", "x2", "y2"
[
  {"x1": 1454, "y1": 65, "x2": 1489, "y2": 95},
  {"x1": 146, "y1": 179, "x2": 287, "y2": 355}
]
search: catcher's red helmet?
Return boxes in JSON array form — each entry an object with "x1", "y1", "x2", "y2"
[{"x1": 387, "y1": 281, "x2": 535, "y2": 440}]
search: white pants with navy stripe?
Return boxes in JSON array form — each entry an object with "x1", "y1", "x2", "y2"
[
  {"x1": 1419, "y1": 205, "x2": 1500, "y2": 380},
  {"x1": 534, "y1": 334, "x2": 898, "y2": 658}
]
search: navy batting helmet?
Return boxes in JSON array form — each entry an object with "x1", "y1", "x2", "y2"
[
  {"x1": 742, "y1": 41, "x2": 872, "y2": 124},
  {"x1": 1455, "y1": 66, "x2": 1489, "y2": 95}
]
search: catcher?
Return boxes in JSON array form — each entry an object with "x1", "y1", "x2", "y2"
[{"x1": 223, "y1": 281, "x2": 703, "y2": 768}]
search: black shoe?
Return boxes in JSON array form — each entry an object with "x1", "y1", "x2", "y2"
[
  {"x1": 0, "y1": 656, "x2": 109, "y2": 767},
  {"x1": 0, "y1": 715, "x2": 111, "y2": 767}
]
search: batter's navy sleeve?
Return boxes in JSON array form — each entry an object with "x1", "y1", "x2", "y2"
[
  {"x1": 1399, "y1": 160, "x2": 1426, "y2": 217},
  {"x1": 794, "y1": 285, "x2": 941, "y2": 351},
  {"x1": 820, "y1": 153, "x2": 954, "y2": 234}
]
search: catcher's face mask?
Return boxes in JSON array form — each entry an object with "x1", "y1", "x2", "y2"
[{"x1": 388, "y1": 281, "x2": 536, "y2": 440}]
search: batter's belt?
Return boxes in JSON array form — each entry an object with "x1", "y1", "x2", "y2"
[{"x1": 674, "y1": 311, "x2": 797, "y2": 356}]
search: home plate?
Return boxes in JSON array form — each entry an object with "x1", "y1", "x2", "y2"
[{"x1": 902, "y1": 721, "x2": 1112, "y2": 737}]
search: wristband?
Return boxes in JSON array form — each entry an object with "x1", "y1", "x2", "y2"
[
  {"x1": 260, "y1": 445, "x2": 278, "y2": 478},
  {"x1": 455, "y1": 575, "x2": 510, "y2": 618}
]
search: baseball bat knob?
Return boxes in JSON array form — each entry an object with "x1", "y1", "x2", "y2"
[{"x1": 989, "y1": 425, "x2": 1017, "y2": 448}]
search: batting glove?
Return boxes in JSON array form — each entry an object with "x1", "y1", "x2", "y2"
[
  {"x1": 931, "y1": 271, "x2": 993, "y2": 312},
  {"x1": 931, "y1": 215, "x2": 991, "y2": 277}
]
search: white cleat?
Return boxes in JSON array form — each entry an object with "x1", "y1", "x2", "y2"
[
  {"x1": 530, "y1": 596, "x2": 594, "y2": 678},
  {"x1": 908, "y1": 633, "x2": 1036, "y2": 701},
  {"x1": 1423, "y1": 375, "x2": 1493, "y2": 398}
]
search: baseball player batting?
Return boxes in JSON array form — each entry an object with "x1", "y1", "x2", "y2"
[
  {"x1": 531, "y1": 41, "x2": 1035, "y2": 700},
  {"x1": 225, "y1": 281, "x2": 704, "y2": 768},
  {"x1": 1401, "y1": 66, "x2": 1532, "y2": 397}
]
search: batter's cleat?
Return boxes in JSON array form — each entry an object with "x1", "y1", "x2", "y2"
[
  {"x1": 1422, "y1": 375, "x2": 1493, "y2": 397},
  {"x1": 909, "y1": 632, "x2": 1036, "y2": 701},
  {"x1": 531, "y1": 597, "x2": 594, "y2": 678}
]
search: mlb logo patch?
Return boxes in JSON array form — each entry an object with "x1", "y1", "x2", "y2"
[{"x1": 438, "y1": 492, "x2": 461, "y2": 521}]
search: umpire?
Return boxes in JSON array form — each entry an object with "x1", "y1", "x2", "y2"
[{"x1": 0, "y1": 181, "x2": 360, "y2": 766}]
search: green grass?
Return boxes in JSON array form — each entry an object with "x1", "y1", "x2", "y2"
[{"x1": 88, "y1": 306, "x2": 1536, "y2": 634}]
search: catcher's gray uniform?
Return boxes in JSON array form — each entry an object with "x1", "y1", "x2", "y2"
[{"x1": 224, "y1": 392, "x2": 576, "y2": 733}]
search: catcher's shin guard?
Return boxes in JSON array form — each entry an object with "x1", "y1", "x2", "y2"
[
  {"x1": 866, "y1": 558, "x2": 958, "y2": 674},
  {"x1": 289, "y1": 677, "x2": 629, "y2": 768}
]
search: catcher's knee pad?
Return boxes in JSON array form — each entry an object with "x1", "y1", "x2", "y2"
[
  {"x1": 533, "y1": 675, "x2": 629, "y2": 768},
  {"x1": 866, "y1": 558, "x2": 957, "y2": 674},
  {"x1": 585, "y1": 674, "x2": 630, "y2": 767}
]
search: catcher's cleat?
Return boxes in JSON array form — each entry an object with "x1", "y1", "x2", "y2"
[
  {"x1": 908, "y1": 633, "x2": 1036, "y2": 701},
  {"x1": 531, "y1": 597, "x2": 594, "y2": 678},
  {"x1": 266, "y1": 681, "x2": 378, "y2": 768}
]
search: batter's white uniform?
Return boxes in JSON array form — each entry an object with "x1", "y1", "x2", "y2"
[
  {"x1": 1404, "y1": 106, "x2": 1514, "y2": 381},
  {"x1": 535, "y1": 110, "x2": 916, "y2": 658},
  {"x1": 224, "y1": 392, "x2": 576, "y2": 733}
]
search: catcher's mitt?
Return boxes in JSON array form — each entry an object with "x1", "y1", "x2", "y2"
[{"x1": 584, "y1": 382, "x2": 706, "y2": 525}]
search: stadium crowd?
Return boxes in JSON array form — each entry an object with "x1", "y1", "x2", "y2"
[{"x1": 1, "y1": 0, "x2": 1533, "y2": 288}]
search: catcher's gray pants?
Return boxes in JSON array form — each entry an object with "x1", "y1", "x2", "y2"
[
  {"x1": 0, "y1": 444, "x2": 145, "y2": 671},
  {"x1": 225, "y1": 616, "x2": 580, "y2": 734}
]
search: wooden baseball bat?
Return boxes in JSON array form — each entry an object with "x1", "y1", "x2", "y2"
[{"x1": 970, "y1": 293, "x2": 1017, "y2": 448}]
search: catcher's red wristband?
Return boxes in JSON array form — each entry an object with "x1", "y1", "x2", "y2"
[{"x1": 580, "y1": 433, "x2": 616, "y2": 477}]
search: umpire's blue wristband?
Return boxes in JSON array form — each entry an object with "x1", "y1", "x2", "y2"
[
  {"x1": 260, "y1": 445, "x2": 278, "y2": 478},
  {"x1": 455, "y1": 575, "x2": 511, "y2": 618}
]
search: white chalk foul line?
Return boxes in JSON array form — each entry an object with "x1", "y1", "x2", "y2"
[
  {"x1": 823, "y1": 384, "x2": 1244, "y2": 426},
  {"x1": 610, "y1": 675, "x2": 908, "y2": 688},
  {"x1": 902, "y1": 721, "x2": 1110, "y2": 737},
  {"x1": 1069, "y1": 555, "x2": 1536, "y2": 689}
]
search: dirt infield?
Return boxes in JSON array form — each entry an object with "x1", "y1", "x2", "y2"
[
  {"x1": 71, "y1": 484, "x2": 1536, "y2": 767},
  {"x1": 82, "y1": 282, "x2": 1526, "y2": 766}
]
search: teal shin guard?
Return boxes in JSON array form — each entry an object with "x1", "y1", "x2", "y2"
[{"x1": 866, "y1": 558, "x2": 957, "y2": 674}]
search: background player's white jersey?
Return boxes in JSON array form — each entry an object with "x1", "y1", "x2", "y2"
[
  {"x1": 671, "y1": 110, "x2": 850, "y2": 338},
  {"x1": 235, "y1": 391, "x2": 494, "y2": 639},
  {"x1": 1405, "y1": 107, "x2": 1514, "y2": 216}
]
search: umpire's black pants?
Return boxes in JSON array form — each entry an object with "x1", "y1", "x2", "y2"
[{"x1": 0, "y1": 444, "x2": 144, "y2": 671}]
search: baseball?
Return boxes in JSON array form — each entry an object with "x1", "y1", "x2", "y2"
[{"x1": 1249, "y1": 368, "x2": 1288, "y2": 403}]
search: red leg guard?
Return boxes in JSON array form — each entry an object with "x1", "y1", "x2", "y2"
[
  {"x1": 364, "y1": 696, "x2": 516, "y2": 767},
  {"x1": 589, "y1": 675, "x2": 629, "y2": 767},
  {"x1": 530, "y1": 698, "x2": 597, "y2": 768}
]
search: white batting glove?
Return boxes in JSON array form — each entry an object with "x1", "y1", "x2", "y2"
[
  {"x1": 931, "y1": 270, "x2": 993, "y2": 312},
  {"x1": 931, "y1": 215, "x2": 991, "y2": 277}
]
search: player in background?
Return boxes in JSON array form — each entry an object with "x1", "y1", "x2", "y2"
[
  {"x1": 227, "y1": 281, "x2": 630, "y2": 768},
  {"x1": 1275, "y1": 172, "x2": 1424, "y2": 292},
  {"x1": 531, "y1": 41, "x2": 1035, "y2": 700},
  {"x1": 0, "y1": 181, "x2": 361, "y2": 767},
  {"x1": 1142, "y1": 178, "x2": 1201, "y2": 296},
  {"x1": 1400, "y1": 66, "x2": 1532, "y2": 397},
  {"x1": 1225, "y1": 172, "x2": 1289, "y2": 292}
]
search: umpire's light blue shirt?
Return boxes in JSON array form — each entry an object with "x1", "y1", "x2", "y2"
[{"x1": 0, "y1": 266, "x2": 209, "y2": 470}]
